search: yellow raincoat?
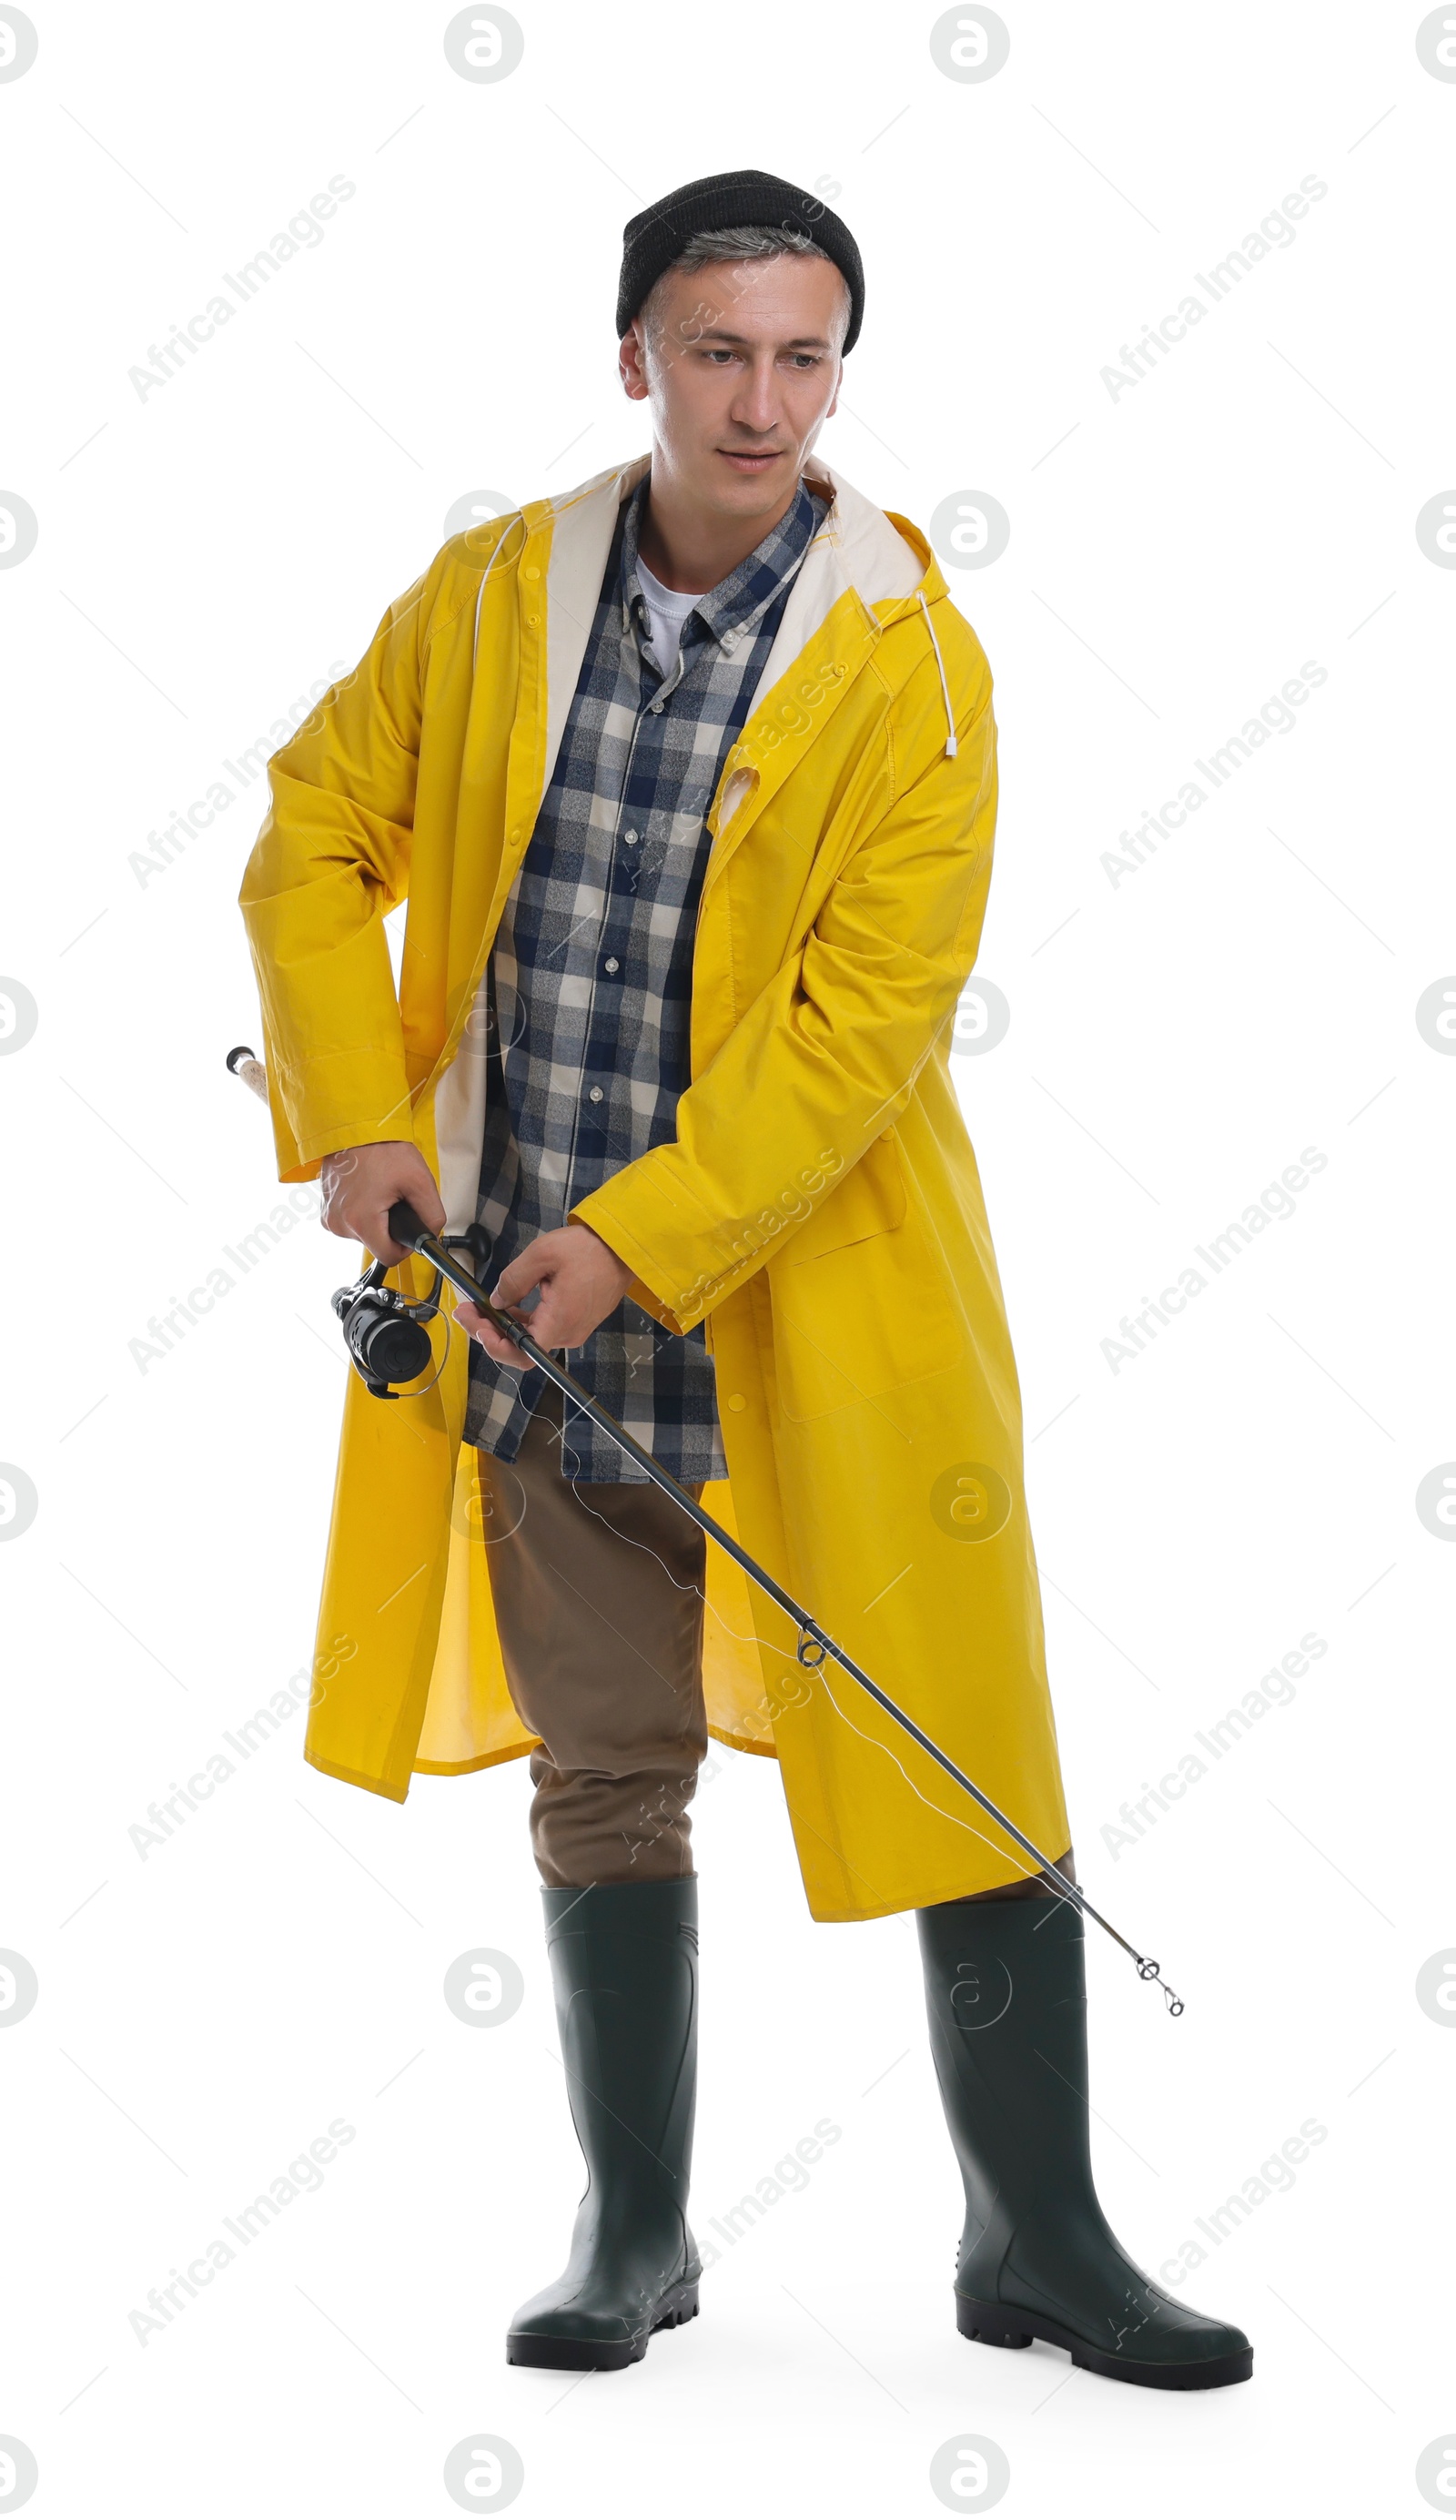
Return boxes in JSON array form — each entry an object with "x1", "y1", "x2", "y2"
[{"x1": 239, "y1": 452, "x2": 1070, "y2": 1922}]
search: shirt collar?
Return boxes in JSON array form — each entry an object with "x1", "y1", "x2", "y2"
[{"x1": 619, "y1": 472, "x2": 827, "y2": 659}]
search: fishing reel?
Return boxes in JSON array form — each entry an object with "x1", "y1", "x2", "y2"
[{"x1": 332, "y1": 1224, "x2": 491, "y2": 1400}]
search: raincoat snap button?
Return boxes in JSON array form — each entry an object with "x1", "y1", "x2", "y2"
[
  {"x1": 727, "y1": 1393, "x2": 746, "y2": 1411},
  {"x1": 523, "y1": 564, "x2": 541, "y2": 580}
]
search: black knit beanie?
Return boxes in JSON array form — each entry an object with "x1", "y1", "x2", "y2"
[{"x1": 616, "y1": 169, "x2": 864, "y2": 354}]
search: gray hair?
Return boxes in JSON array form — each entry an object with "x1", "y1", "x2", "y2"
[{"x1": 639, "y1": 222, "x2": 848, "y2": 352}]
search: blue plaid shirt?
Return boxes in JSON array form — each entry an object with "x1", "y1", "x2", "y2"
[{"x1": 462, "y1": 472, "x2": 827, "y2": 1482}]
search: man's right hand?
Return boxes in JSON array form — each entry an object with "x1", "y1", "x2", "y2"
[{"x1": 318, "y1": 1139, "x2": 446, "y2": 1263}]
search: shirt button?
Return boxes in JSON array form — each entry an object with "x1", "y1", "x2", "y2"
[
  {"x1": 588, "y1": 1087, "x2": 603, "y2": 1103},
  {"x1": 623, "y1": 830, "x2": 639, "y2": 845},
  {"x1": 648, "y1": 700, "x2": 662, "y2": 713},
  {"x1": 604, "y1": 957, "x2": 620, "y2": 974},
  {"x1": 727, "y1": 1393, "x2": 746, "y2": 1412}
]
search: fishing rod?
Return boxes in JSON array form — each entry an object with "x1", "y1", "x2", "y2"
[
  {"x1": 226, "y1": 1047, "x2": 1183, "y2": 2013},
  {"x1": 398, "y1": 1199, "x2": 1183, "y2": 2016}
]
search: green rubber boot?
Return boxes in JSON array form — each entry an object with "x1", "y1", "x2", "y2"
[
  {"x1": 917, "y1": 1892, "x2": 1253, "y2": 2389},
  {"x1": 506, "y1": 1877, "x2": 702, "y2": 2371}
]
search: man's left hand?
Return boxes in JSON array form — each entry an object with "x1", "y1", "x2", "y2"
[{"x1": 456, "y1": 1222, "x2": 633, "y2": 1369}]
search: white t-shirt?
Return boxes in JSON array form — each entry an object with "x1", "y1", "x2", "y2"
[{"x1": 634, "y1": 550, "x2": 701, "y2": 678}]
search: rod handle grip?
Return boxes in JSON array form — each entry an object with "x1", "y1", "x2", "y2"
[
  {"x1": 387, "y1": 1199, "x2": 431, "y2": 1251},
  {"x1": 225, "y1": 1045, "x2": 269, "y2": 1103}
]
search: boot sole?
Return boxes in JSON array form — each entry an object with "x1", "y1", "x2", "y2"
[
  {"x1": 956, "y1": 2293, "x2": 1252, "y2": 2390},
  {"x1": 506, "y1": 2280, "x2": 700, "y2": 2372}
]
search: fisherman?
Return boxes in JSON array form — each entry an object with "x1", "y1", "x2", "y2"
[{"x1": 239, "y1": 169, "x2": 1251, "y2": 2388}]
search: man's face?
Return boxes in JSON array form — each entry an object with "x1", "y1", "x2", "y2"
[{"x1": 622, "y1": 252, "x2": 846, "y2": 521}]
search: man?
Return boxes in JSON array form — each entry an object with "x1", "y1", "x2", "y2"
[{"x1": 240, "y1": 169, "x2": 1251, "y2": 2389}]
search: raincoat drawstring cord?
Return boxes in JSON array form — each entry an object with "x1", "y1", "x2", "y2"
[{"x1": 916, "y1": 589, "x2": 958, "y2": 757}]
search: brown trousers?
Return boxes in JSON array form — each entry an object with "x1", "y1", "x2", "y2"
[{"x1": 477, "y1": 1396, "x2": 1075, "y2": 1899}]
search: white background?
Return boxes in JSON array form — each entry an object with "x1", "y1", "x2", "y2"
[{"x1": 1, "y1": 2, "x2": 1452, "y2": 2514}]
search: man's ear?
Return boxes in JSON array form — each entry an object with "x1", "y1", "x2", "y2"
[
  {"x1": 620, "y1": 321, "x2": 650, "y2": 403},
  {"x1": 819, "y1": 353, "x2": 843, "y2": 426}
]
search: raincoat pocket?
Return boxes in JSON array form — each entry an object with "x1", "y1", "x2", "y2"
[{"x1": 770, "y1": 1138, "x2": 962, "y2": 1420}]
